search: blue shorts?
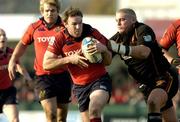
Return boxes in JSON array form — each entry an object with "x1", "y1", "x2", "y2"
[
  {"x1": 73, "y1": 73, "x2": 112, "y2": 112},
  {"x1": 0, "y1": 86, "x2": 17, "y2": 113},
  {"x1": 35, "y1": 71, "x2": 72, "y2": 103}
]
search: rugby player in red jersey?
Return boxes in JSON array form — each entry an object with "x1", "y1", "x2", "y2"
[
  {"x1": 43, "y1": 7, "x2": 112, "y2": 122},
  {"x1": 159, "y1": 19, "x2": 180, "y2": 114},
  {"x1": 0, "y1": 28, "x2": 32, "y2": 122},
  {"x1": 159, "y1": 19, "x2": 180, "y2": 75},
  {"x1": 8, "y1": 0, "x2": 72, "y2": 122}
]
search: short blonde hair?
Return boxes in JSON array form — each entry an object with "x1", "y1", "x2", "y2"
[
  {"x1": 117, "y1": 8, "x2": 137, "y2": 21},
  {"x1": 40, "y1": 0, "x2": 61, "y2": 13}
]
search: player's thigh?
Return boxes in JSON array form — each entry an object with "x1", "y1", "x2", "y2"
[
  {"x1": 89, "y1": 89, "x2": 109, "y2": 109},
  {"x1": 40, "y1": 97, "x2": 57, "y2": 113},
  {"x1": 162, "y1": 106, "x2": 178, "y2": 122}
]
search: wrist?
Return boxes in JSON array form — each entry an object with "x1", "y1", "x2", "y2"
[{"x1": 119, "y1": 44, "x2": 132, "y2": 56}]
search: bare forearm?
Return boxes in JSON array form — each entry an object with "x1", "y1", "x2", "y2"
[
  {"x1": 110, "y1": 40, "x2": 150, "y2": 59},
  {"x1": 43, "y1": 56, "x2": 70, "y2": 71},
  {"x1": 102, "y1": 49, "x2": 112, "y2": 65},
  {"x1": 11, "y1": 41, "x2": 27, "y2": 62},
  {"x1": 16, "y1": 64, "x2": 32, "y2": 81},
  {"x1": 130, "y1": 45, "x2": 151, "y2": 59}
]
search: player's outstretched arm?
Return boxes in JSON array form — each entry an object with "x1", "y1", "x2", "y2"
[{"x1": 8, "y1": 42, "x2": 28, "y2": 80}]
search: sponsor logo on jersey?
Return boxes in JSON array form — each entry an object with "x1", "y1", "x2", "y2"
[
  {"x1": 64, "y1": 49, "x2": 82, "y2": 56},
  {"x1": 37, "y1": 36, "x2": 55, "y2": 44}
]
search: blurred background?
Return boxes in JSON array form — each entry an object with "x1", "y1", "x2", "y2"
[{"x1": 0, "y1": 0, "x2": 180, "y2": 121}]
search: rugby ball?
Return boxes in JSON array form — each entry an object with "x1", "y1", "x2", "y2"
[{"x1": 81, "y1": 37, "x2": 103, "y2": 63}]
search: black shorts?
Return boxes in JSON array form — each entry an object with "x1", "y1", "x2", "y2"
[
  {"x1": 0, "y1": 86, "x2": 17, "y2": 113},
  {"x1": 35, "y1": 71, "x2": 72, "y2": 104},
  {"x1": 73, "y1": 73, "x2": 112, "y2": 112},
  {"x1": 139, "y1": 68, "x2": 179, "y2": 112}
]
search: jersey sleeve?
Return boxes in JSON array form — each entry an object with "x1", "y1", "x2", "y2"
[
  {"x1": 21, "y1": 24, "x2": 35, "y2": 45},
  {"x1": 91, "y1": 28, "x2": 109, "y2": 46},
  {"x1": 47, "y1": 32, "x2": 64, "y2": 56},
  {"x1": 136, "y1": 25, "x2": 157, "y2": 49},
  {"x1": 159, "y1": 24, "x2": 176, "y2": 50}
]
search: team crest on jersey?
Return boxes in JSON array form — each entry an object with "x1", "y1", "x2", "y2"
[
  {"x1": 54, "y1": 27, "x2": 61, "y2": 32},
  {"x1": 143, "y1": 35, "x2": 152, "y2": 42},
  {"x1": 38, "y1": 27, "x2": 45, "y2": 31}
]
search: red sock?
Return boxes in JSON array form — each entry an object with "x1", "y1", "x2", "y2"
[{"x1": 90, "y1": 118, "x2": 101, "y2": 122}]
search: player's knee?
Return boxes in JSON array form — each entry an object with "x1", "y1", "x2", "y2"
[
  {"x1": 46, "y1": 111, "x2": 57, "y2": 121},
  {"x1": 89, "y1": 106, "x2": 101, "y2": 117},
  {"x1": 147, "y1": 99, "x2": 159, "y2": 112},
  {"x1": 57, "y1": 115, "x2": 67, "y2": 122}
]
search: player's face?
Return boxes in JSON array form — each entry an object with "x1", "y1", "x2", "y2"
[
  {"x1": 115, "y1": 12, "x2": 135, "y2": 34},
  {"x1": 0, "y1": 29, "x2": 7, "y2": 50},
  {"x1": 65, "y1": 16, "x2": 83, "y2": 38},
  {"x1": 41, "y1": 3, "x2": 58, "y2": 24}
]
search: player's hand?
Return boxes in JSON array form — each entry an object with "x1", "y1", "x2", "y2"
[
  {"x1": 23, "y1": 77, "x2": 34, "y2": 90},
  {"x1": 171, "y1": 58, "x2": 180, "y2": 67},
  {"x1": 69, "y1": 53, "x2": 88, "y2": 68},
  {"x1": 8, "y1": 60, "x2": 17, "y2": 80},
  {"x1": 86, "y1": 41, "x2": 107, "y2": 54}
]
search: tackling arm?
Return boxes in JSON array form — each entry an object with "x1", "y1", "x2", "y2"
[{"x1": 109, "y1": 40, "x2": 151, "y2": 59}]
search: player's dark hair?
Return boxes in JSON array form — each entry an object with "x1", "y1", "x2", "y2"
[{"x1": 62, "y1": 7, "x2": 83, "y2": 23}]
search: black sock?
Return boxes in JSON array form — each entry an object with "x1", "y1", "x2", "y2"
[{"x1": 148, "y1": 113, "x2": 162, "y2": 122}]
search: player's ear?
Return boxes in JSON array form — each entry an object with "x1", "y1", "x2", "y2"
[{"x1": 63, "y1": 22, "x2": 68, "y2": 28}]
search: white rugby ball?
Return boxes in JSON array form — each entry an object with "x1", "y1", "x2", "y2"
[{"x1": 81, "y1": 37, "x2": 103, "y2": 63}]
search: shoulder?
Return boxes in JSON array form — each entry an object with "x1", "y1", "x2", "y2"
[
  {"x1": 31, "y1": 19, "x2": 43, "y2": 29},
  {"x1": 135, "y1": 22, "x2": 156, "y2": 39},
  {"x1": 110, "y1": 32, "x2": 120, "y2": 40},
  {"x1": 170, "y1": 19, "x2": 180, "y2": 31},
  {"x1": 54, "y1": 29, "x2": 66, "y2": 43},
  {"x1": 136, "y1": 22, "x2": 154, "y2": 33},
  {"x1": 25, "y1": 18, "x2": 42, "y2": 32}
]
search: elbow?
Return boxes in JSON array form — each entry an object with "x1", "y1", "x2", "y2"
[
  {"x1": 104, "y1": 59, "x2": 112, "y2": 66},
  {"x1": 43, "y1": 61, "x2": 52, "y2": 71}
]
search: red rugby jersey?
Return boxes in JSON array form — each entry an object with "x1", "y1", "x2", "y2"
[
  {"x1": 159, "y1": 19, "x2": 180, "y2": 73},
  {"x1": 21, "y1": 17, "x2": 66, "y2": 75},
  {"x1": 0, "y1": 47, "x2": 13, "y2": 89},
  {"x1": 47, "y1": 24, "x2": 108, "y2": 85}
]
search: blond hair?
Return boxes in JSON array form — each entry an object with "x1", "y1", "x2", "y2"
[
  {"x1": 117, "y1": 8, "x2": 137, "y2": 21},
  {"x1": 40, "y1": 0, "x2": 61, "y2": 13}
]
